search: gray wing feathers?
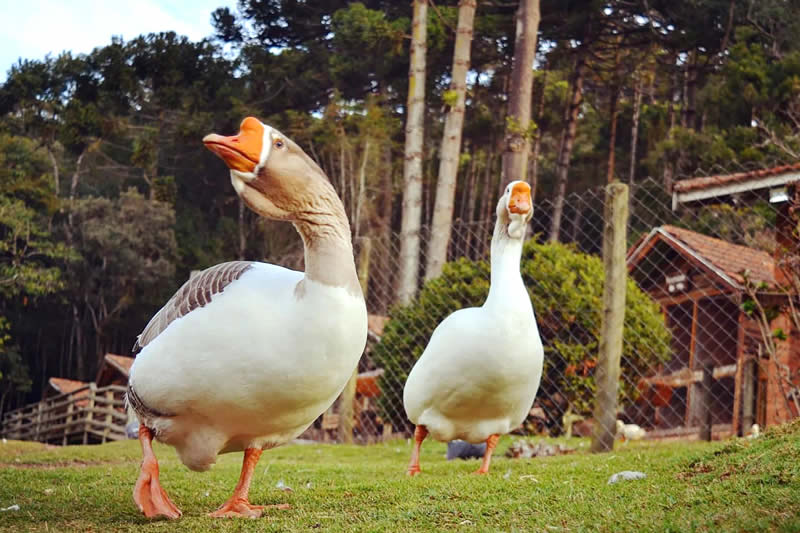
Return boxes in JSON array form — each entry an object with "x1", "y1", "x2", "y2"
[{"x1": 132, "y1": 261, "x2": 254, "y2": 353}]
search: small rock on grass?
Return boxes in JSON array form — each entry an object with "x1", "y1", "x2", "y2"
[
  {"x1": 446, "y1": 440, "x2": 486, "y2": 460},
  {"x1": 607, "y1": 471, "x2": 646, "y2": 484}
]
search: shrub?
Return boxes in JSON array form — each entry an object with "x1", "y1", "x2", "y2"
[{"x1": 372, "y1": 239, "x2": 671, "y2": 434}]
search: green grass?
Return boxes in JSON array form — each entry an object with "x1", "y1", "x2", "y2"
[{"x1": 1, "y1": 421, "x2": 799, "y2": 532}]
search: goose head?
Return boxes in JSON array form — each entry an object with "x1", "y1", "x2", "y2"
[
  {"x1": 202, "y1": 117, "x2": 337, "y2": 222},
  {"x1": 496, "y1": 180, "x2": 533, "y2": 239}
]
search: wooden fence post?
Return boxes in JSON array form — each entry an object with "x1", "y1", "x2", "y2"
[
  {"x1": 84, "y1": 383, "x2": 96, "y2": 445},
  {"x1": 699, "y1": 358, "x2": 713, "y2": 441},
  {"x1": 34, "y1": 402, "x2": 44, "y2": 442},
  {"x1": 102, "y1": 389, "x2": 114, "y2": 443},
  {"x1": 63, "y1": 396, "x2": 75, "y2": 446},
  {"x1": 339, "y1": 237, "x2": 372, "y2": 444},
  {"x1": 741, "y1": 357, "x2": 755, "y2": 432},
  {"x1": 591, "y1": 182, "x2": 629, "y2": 453}
]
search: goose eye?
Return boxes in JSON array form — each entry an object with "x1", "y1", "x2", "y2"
[{"x1": 274, "y1": 139, "x2": 284, "y2": 149}]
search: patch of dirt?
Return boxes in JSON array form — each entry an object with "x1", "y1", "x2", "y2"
[{"x1": 676, "y1": 461, "x2": 713, "y2": 480}]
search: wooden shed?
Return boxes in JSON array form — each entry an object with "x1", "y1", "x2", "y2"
[{"x1": 627, "y1": 225, "x2": 799, "y2": 438}]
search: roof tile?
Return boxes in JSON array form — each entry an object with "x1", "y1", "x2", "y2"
[
  {"x1": 673, "y1": 163, "x2": 800, "y2": 193},
  {"x1": 660, "y1": 225, "x2": 776, "y2": 286}
]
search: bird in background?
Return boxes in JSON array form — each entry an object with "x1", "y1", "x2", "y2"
[
  {"x1": 616, "y1": 419, "x2": 647, "y2": 442},
  {"x1": 403, "y1": 181, "x2": 544, "y2": 475}
]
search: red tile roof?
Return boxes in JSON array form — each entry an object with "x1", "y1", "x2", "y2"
[
  {"x1": 673, "y1": 163, "x2": 800, "y2": 193},
  {"x1": 48, "y1": 377, "x2": 89, "y2": 395},
  {"x1": 660, "y1": 225, "x2": 777, "y2": 287},
  {"x1": 356, "y1": 369, "x2": 384, "y2": 398},
  {"x1": 104, "y1": 354, "x2": 134, "y2": 377}
]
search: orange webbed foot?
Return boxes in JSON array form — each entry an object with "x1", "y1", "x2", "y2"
[
  {"x1": 209, "y1": 499, "x2": 291, "y2": 518},
  {"x1": 133, "y1": 458, "x2": 182, "y2": 519},
  {"x1": 406, "y1": 465, "x2": 422, "y2": 477}
]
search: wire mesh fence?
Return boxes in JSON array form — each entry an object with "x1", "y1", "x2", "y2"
[{"x1": 310, "y1": 171, "x2": 800, "y2": 447}]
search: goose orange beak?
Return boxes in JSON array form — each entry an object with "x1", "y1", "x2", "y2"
[
  {"x1": 203, "y1": 117, "x2": 264, "y2": 173},
  {"x1": 508, "y1": 182, "x2": 532, "y2": 214}
]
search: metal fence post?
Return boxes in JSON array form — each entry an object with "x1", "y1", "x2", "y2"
[{"x1": 591, "y1": 182, "x2": 629, "y2": 453}]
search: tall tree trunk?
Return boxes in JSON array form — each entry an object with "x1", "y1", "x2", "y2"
[
  {"x1": 339, "y1": 135, "x2": 346, "y2": 202},
  {"x1": 629, "y1": 78, "x2": 643, "y2": 187},
  {"x1": 548, "y1": 54, "x2": 585, "y2": 242},
  {"x1": 530, "y1": 70, "x2": 547, "y2": 196},
  {"x1": 354, "y1": 140, "x2": 370, "y2": 240},
  {"x1": 684, "y1": 51, "x2": 698, "y2": 131},
  {"x1": 571, "y1": 195, "x2": 584, "y2": 244},
  {"x1": 72, "y1": 303, "x2": 84, "y2": 380},
  {"x1": 425, "y1": 0, "x2": 476, "y2": 281},
  {"x1": 606, "y1": 84, "x2": 620, "y2": 184},
  {"x1": 676, "y1": 52, "x2": 695, "y2": 179},
  {"x1": 478, "y1": 150, "x2": 495, "y2": 258},
  {"x1": 348, "y1": 143, "x2": 356, "y2": 228},
  {"x1": 377, "y1": 144, "x2": 395, "y2": 314},
  {"x1": 461, "y1": 147, "x2": 477, "y2": 222},
  {"x1": 501, "y1": 0, "x2": 540, "y2": 186},
  {"x1": 664, "y1": 57, "x2": 679, "y2": 192},
  {"x1": 66, "y1": 149, "x2": 88, "y2": 244},
  {"x1": 397, "y1": 0, "x2": 428, "y2": 305},
  {"x1": 423, "y1": 162, "x2": 431, "y2": 226},
  {"x1": 47, "y1": 147, "x2": 59, "y2": 198}
]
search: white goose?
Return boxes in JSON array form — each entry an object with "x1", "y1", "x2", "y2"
[
  {"x1": 127, "y1": 117, "x2": 367, "y2": 519},
  {"x1": 616, "y1": 420, "x2": 646, "y2": 442},
  {"x1": 403, "y1": 181, "x2": 543, "y2": 475}
]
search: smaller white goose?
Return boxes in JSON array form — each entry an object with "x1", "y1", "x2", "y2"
[
  {"x1": 403, "y1": 181, "x2": 543, "y2": 475},
  {"x1": 616, "y1": 420, "x2": 646, "y2": 442}
]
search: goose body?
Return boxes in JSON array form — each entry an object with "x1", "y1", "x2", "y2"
[
  {"x1": 403, "y1": 300, "x2": 542, "y2": 444},
  {"x1": 128, "y1": 117, "x2": 367, "y2": 519},
  {"x1": 129, "y1": 262, "x2": 366, "y2": 471},
  {"x1": 403, "y1": 181, "x2": 544, "y2": 475}
]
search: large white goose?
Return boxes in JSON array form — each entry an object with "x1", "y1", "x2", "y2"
[
  {"x1": 403, "y1": 181, "x2": 543, "y2": 475},
  {"x1": 127, "y1": 117, "x2": 367, "y2": 519}
]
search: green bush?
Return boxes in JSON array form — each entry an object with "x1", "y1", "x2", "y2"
[{"x1": 372, "y1": 240, "x2": 671, "y2": 434}]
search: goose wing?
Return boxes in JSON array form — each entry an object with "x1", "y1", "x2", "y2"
[{"x1": 132, "y1": 261, "x2": 254, "y2": 354}]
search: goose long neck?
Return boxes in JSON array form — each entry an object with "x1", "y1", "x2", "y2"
[
  {"x1": 293, "y1": 187, "x2": 361, "y2": 295},
  {"x1": 485, "y1": 218, "x2": 525, "y2": 308}
]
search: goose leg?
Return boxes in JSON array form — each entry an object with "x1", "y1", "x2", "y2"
[
  {"x1": 406, "y1": 425, "x2": 428, "y2": 476},
  {"x1": 133, "y1": 425, "x2": 182, "y2": 519},
  {"x1": 209, "y1": 447, "x2": 291, "y2": 518},
  {"x1": 474, "y1": 434, "x2": 500, "y2": 475}
]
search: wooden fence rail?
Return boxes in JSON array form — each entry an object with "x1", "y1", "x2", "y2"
[{"x1": 1, "y1": 384, "x2": 131, "y2": 445}]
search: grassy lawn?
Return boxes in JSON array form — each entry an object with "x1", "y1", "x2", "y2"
[{"x1": 1, "y1": 421, "x2": 799, "y2": 532}]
